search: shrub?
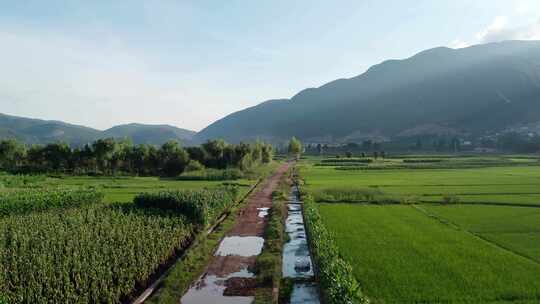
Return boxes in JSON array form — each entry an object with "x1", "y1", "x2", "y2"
[
  {"x1": 0, "y1": 173, "x2": 47, "y2": 188},
  {"x1": 0, "y1": 188, "x2": 104, "y2": 217},
  {"x1": 176, "y1": 168, "x2": 244, "y2": 181},
  {"x1": 321, "y1": 158, "x2": 372, "y2": 163},
  {"x1": 184, "y1": 160, "x2": 205, "y2": 172},
  {"x1": 315, "y1": 187, "x2": 398, "y2": 204},
  {"x1": 442, "y1": 194, "x2": 460, "y2": 205},
  {"x1": 134, "y1": 186, "x2": 239, "y2": 227}
]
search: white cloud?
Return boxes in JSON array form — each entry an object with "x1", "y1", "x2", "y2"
[
  {"x1": 449, "y1": 39, "x2": 470, "y2": 49},
  {"x1": 475, "y1": 16, "x2": 509, "y2": 42},
  {"x1": 478, "y1": 17, "x2": 540, "y2": 43},
  {"x1": 450, "y1": 16, "x2": 540, "y2": 49}
]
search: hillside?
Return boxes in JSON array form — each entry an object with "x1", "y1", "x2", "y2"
[
  {"x1": 102, "y1": 123, "x2": 195, "y2": 145},
  {"x1": 0, "y1": 113, "x2": 195, "y2": 146},
  {"x1": 195, "y1": 40, "x2": 540, "y2": 143}
]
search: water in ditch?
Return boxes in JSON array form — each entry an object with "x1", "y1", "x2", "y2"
[{"x1": 283, "y1": 186, "x2": 321, "y2": 304}]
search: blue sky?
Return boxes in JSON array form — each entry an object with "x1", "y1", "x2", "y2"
[{"x1": 1, "y1": 0, "x2": 539, "y2": 131}]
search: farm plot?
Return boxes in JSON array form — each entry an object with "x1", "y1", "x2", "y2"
[
  {"x1": 318, "y1": 204, "x2": 540, "y2": 303},
  {"x1": 302, "y1": 165, "x2": 540, "y2": 206},
  {"x1": 422, "y1": 204, "x2": 540, "y2": 263},
  {"x1": 0, "y1": 177, "x2": 250, "y2": 303},
  {"x1": 0, "y1": 174, "x2": 251, "y2": 203}
]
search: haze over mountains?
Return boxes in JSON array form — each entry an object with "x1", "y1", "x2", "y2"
[
  {"x1": 3, "y1": 40, "x2": 540, "y2": 146},
  {"x1": 195, "y1": 40, "x2": 540, "y2": 143},
  {"x1": 0, "y1": 113, "x2": 195, "y2": 146}
]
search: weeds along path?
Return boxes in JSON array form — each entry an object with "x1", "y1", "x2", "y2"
[{"x1": 180, "y1": 162, "x2": 291, "y2": 304}]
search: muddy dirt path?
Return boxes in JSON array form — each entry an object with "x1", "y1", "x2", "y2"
[{"x1": 181, "y1": 162, "x2": 291, "y2": 304}]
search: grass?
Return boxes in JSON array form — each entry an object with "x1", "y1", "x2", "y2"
[
  {"x1": 422, "y1": 204, "x2": 540, "y2": 263},
  {"x1": 302, "y1": 164, "x2": 540, "y2": 206},
  {"x1": 299, "y1": 155, "x2": 540, "y2": 303},
  {"x1": 318, "y1": 204, "x2": 540, "y2": 303}
]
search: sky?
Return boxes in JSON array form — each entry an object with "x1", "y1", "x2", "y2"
[{"x1": 1, "y1": 1, "x2": 539, "y2": 131}]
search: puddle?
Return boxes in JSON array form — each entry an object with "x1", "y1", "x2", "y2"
[
  {"x1": 215, "y1": 236, "x2": 265, "y2": 257},
  {"x1": 290, "y1": 282, "x2": 321, "y2": 304},
  {"x1": 257, "y1": 207, "x2": 269, "y2": 218},
  {"x1": 283, "y1": 189, "x2": 314, "y2": 278},
  {"x1": 282, "y1": 186, "x2": 321, "y2": 303},
  {"x1": 181, "y1": 268, "x2": 255, "y2": 304}
]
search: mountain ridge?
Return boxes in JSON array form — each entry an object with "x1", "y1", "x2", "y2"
[
  {"x1": 194, "y1": 40, "x2": 540, "y2": 143},
  {"x1": 0, "y1": 113, "x2": 196, "y2": 146}
]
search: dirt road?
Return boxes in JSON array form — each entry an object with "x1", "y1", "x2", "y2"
[{"x1": 181, "y1": 162, "x2": 291, "y2": 304}]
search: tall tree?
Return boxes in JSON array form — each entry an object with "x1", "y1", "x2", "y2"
[
  {"x1": 288, "y1": 137, "x2": 302, "y2": 159},
  {"x1": 0, "y1": 139, "x2": 26, "y2": 169}
]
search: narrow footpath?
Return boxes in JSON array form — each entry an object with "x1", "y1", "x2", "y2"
[{"x1": 181, "y1": 162, "x2": 291, "y2": 304}]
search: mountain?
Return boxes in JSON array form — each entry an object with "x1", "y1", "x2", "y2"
[
  {"x1": 0, "y1": 113, "x2": 195, "y2": 146},
  {"x1": 195, "y1": 40, "x2": 540, "y2": 143},
  {"x1": 0, "y1": 113, "x2": 101, "y2": 145},
  {"x1": 102, "y1": 123, "x2": 195, "y2": 146}
]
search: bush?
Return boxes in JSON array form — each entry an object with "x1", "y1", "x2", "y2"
[
  {"x1": 184, "y1": 160, "x2": 205, "y2": 172},
  {"x1": 321, "y1": 158, "x2": 372, "y2": 163},
  {"x1": 0, "y1": 188, "x2": 104, "y2": 217},
  {"x1": 176, "y1": 168, "x2": 244, "y2": 181},
  {"x1": 133, "y1": 186, "x2": 239, "y2": 227},
  {"x1": 315, "y1": 187, "x2": 398, "y2": 204},
  {"x1": 0, "y1": 173, "x2": 46, "y2": 188},
  {"x1": 442, "y1": 194, "x2": 460, "y2": 205}
]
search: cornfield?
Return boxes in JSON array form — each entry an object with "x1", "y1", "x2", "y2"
[
  {"x1": 134, "y1": 186, "x2": 239, "y2": 227},
  {"x1": 0, "y1": 205, "x2": 192, "y2": 303},
  {"x1": 0, "y1": 188, "x2": 104, "y2": 217}
]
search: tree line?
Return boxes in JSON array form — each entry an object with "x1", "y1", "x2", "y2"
[{"x1": 0, "y1": 138, "x2": 274, "y2": 176}]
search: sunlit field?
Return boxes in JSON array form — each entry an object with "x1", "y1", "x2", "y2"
[{"x1": 301, "y1": 155, "x2": 540, "y2": 303}]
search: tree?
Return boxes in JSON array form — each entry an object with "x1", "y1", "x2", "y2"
[
  {"x1": 202, "y1": 139, "x2": 227, "y2": 168},
  {"x1": 42, "y1": 143, "x2": 71, "y2": 171},
  {"x1": 261, "y1": 143, "x2": 274, "y2": 163},
  {"x1": 345, "y1": 151, "x2": 353, "y2": 158},
  {"x1": 92, "y1": 138, "x2": 117, "y2": 173},
  {"x1": 159, "y1": 141, "x2": 189, "y2": 176},
  {"x1": 288, "y1": 137, "x2": 302, "y2": 159},
  {"x1": 0, "y1": 139, "x2": 26, "y2": 169}
]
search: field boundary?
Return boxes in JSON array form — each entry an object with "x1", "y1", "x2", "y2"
[
  {"x1": 131, "y1": 177, "x2": 263, "y2": 304},
  {"x1": 412, "y1": 204, "x2": 540, "y2": 266}
]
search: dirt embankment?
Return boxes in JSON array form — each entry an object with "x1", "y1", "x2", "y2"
[{"x1": 181, "y1": 162, "x2": 291, "y2": 304}]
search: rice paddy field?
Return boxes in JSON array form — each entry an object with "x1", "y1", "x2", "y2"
[{"x1": 301, "y1": 155, "x2": 540, "y2": 303}]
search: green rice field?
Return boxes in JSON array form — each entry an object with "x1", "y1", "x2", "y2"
[{"x1": 301, "y1": 155, "x2": 540, "y2": 303}]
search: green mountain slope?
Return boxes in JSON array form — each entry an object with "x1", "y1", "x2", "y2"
[
  {"x1": 0, "y1": 114, "x2": 195, "y2": 146},
  {"x1": 195, "y1": 40, "x2": 540, "y2": 143},
  {"x1": 102, "y1": 123, "x2": 195, "y2": 145}
]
